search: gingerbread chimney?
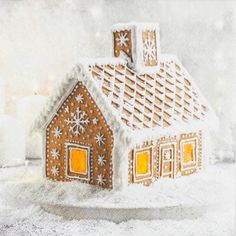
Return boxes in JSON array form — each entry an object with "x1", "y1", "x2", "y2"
[{"x1": 112, "y1": 22, "x2": 161, "y2": 72}]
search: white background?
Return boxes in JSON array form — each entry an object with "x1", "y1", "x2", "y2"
[{"x1": 0, "y1": 0, "x2": 235, "y2": 159}]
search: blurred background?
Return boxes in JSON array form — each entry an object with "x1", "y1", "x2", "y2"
[{"x1": 0, "y1": 0, "x2": 235, "y2": 161}]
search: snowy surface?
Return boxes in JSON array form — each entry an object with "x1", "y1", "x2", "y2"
[{"x1": 0, "y1": 162, "x2": 234, "y2": 235}]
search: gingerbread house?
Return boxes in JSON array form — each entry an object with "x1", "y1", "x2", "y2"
[{"x1": 33, "y1": 22, "x2": 216, "y2": 190}]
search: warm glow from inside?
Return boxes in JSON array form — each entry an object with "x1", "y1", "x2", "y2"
[
  {"x1": 136, "y1": 151, "x2": 149, "y2": 175},
  {"x1": 183, "y1": 143, "x2": 194, "y2": 163},
  {"x1": 70, "y1": 148, "x2": 87, "y2": 174}
]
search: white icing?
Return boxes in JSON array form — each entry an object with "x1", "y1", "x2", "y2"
[
  {"x1": 75, "y1": 94, "x2": 84, "y2": 103},
  {"x1": 76, "y1": 57, "x2": 127, "y2": 68},
  {"x1": 65, "y1": 108, "x2": 90, "y2": 136},
  {"x1": 51, "y1": 166, "x2": 59, "y2": 177},
  {"x1": 64, "y1": 106, "x2": 69, "y2": 113},
  {"x1": 143, "y1": 32, "x2": 157, "y2": 63},
  {"x1": 51, "y1": 148, "x2": 60, "y2": 160},
  {"x1": 97, "y1": 174, "x2": 106, "y2": 186},
  {"x1": 94, "y1": 132, "x2": 106, "y2": 146},
  {"x1": 98, "y1": 155, "x2": 106, "y2": 166},
  {"x1": 52, "y1": 127, "x2": 62, "y2": 139},
  {"x1": 116, "y1": 32, "x2": 129, "y2": 47},
  {"x1": 92, "y1": 117, "x2": 99, "y2": 125},
  {"x1": 111, "y1": 22, "x2": 160, "y2": 32}
]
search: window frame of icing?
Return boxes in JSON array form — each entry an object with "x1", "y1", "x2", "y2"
[
  {"x1": 180, "y1": 138, "x2": 198, "y2": 171},
  {"x1": 133, "y1": 146, "x2": 153, "y2": 183},
  {"x1": 158, "y1": 140, "x2": 177, "y2": 179},
  {"x1": 159, "y1": 144, "x2": 176, "y2": 178},
  {"x1": 65, "y1": 142, "x2": 91, "y2": 181}
]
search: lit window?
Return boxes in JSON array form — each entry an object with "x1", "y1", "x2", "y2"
[
  {"x1": 183, "y1": 143, "x2": 194, "y2": 164},
  {"x1": 136, "y1": 151, "x2": 149, "y2": 175},
  {"x1": 70, "y1": 148, "x2": 87, "y2": 174},
  {"x1": 133, "y1": 147, "x2": 153, "y2": 182},
  {"x1": 65, "y1": 143, "x2": 90, "y2": 181},
  {"x1": 180, "y1": 138, "x2": 197, "y2": 172}
]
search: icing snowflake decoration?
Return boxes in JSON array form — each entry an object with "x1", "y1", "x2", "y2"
[
  {"x1": 92, "y1": 117, "x2": 99, "y2": 125},
  {"x1": 53, "y1": 127, "x2": 62, "y2": 138},
  {"x1": 116, "y1": 32, "x2": 129, "y2": 47},
  {"x1": 97, "y1": 174, "x2": 106, "y2": 185},
  {"x1": 64, "y1": 106, "x2": 69, "y2": 113},
  {"x1": 51, "y1": 148, "x2": 60, "y2": 160},
  {"x1": 75, "y1": 94, "x2": 84, "y2": 103},
  {"x1": 65, "y1": 108, "x2": 89, "y2": 136},
  {"x1": 95, "y1": 132, "x2": 106, "y2": 146},
  {"x1": 51, "y1": 166, "x2": 59, "y2": 176},
  {"x1": 143, "y1": 33, "x2": 157, "y2": 63},
  {"x1": 98, "y1": 155, "x2": 106, "y2": 166}
]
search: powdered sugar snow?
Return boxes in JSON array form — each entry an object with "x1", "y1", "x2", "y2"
[{"x1": 0, "y1": 162, "x2": 234, "y2": 235}]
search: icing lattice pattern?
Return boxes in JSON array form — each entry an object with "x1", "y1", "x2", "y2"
[{"x1": 89, "y1": 59, "x2": 208, "y2": 130}]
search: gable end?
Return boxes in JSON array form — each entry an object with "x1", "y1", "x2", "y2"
[{"x1": 45, "y1": 81, "x2": 114, "y2": 189}]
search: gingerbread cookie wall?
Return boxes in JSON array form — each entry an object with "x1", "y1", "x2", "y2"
[
  {"x1": 128, "y1": 131, "x2": 202, "y2": 186},
  {"x1": 113, "y1": 30, "x2": 133, "y2": 61},
  {"x1": 45, "y1": 81, "x2": 114, "y2": 189}
]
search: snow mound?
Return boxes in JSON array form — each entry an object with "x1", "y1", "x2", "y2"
[
  {"x1": 0, "y1": 163, "x2": 234, "y2": 228},
  {"x1": 1, "y1": 163, "x2": 233, "y2": 210}
]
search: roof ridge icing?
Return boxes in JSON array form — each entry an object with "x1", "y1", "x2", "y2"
[{"x1": 77, "y1": 57, "x2": 127, "y2": 68}]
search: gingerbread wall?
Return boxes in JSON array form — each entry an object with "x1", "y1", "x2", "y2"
[
  {"x1": 45, "y1": 81, "x2": 114, "y2": 189},
  {"x1": 113, "y1": 30, "x2": 133, "y2": 61},
  {"x1": 128, "y1": 131, "x2": 202, "y2": 186}
]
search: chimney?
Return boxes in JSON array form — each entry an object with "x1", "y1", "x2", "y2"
[{"x1": 112, "y1": 22, "x2": 161, "y2": 72}]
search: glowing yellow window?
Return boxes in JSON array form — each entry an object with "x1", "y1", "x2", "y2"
[
  {"x1": 183, "y1": 143, "x2": 194, "y2": 164},
  {"x1": 136, "y1": 151, "x2": 150, "y2": 175},
  {"x1": 70, "y1": 148, "x2": 87, "y2": 174}
]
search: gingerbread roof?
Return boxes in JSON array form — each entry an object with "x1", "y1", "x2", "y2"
[
  {"x1": 86, "y1": 55, "x2": 208, "y2": 130},
  {"x1": 33, "y1": 55, "x2": 215, "y2": 142}
]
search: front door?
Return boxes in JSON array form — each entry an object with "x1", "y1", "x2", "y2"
[{"x1": 159, "y1": 144, "x2": 176, "y2": 178}]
